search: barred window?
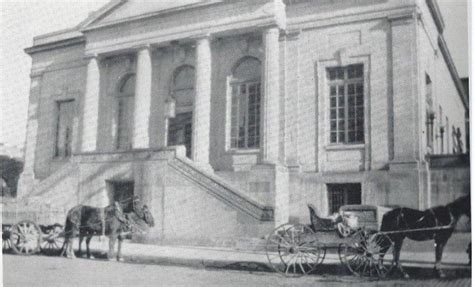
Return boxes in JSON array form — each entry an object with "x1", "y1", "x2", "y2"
[
  {"x1": 55, "y1": 100, "x2": 75, "y2": 157},
  {"x1": 327, "y1": 64, "x2": 364, "y2": 144},
  {"x1": 230, "y1": 57, "x2": 261, "y2": 149},
  {"x1": 327, "y1": 183, "x2": 361, "y2": 214}
]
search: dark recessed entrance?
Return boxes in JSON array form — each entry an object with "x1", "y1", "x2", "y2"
[{"x1": 111, "y1": 181, "x2": 134, "y2": 213}]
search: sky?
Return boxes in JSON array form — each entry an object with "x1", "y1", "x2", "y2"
[{"x1": 0, "y1": 0, "x2": 470, "y2": 151}]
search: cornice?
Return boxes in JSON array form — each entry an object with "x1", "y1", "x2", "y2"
[
  {"x1": 287, "y1": 5, "x2": 416, "y2": 31},
  {"x1": 81, "y1": 1, "x2": 223, "y2": 33},
  {"x1": 25, "y1": 36, "x2": 85, "y2": 55}
]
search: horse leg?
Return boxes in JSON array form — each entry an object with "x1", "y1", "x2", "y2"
[
  {"x1": 78, "y1": 235, "x2": 84, "y2": 258},
  {"x1": 108, "y1": 234, "x2": 117, "y2": 261},
  {"x1": 86, "y1": 236, "x2": 94, "y2": 259},
  {"x1": 434, "y1": 238, "x2": 447, "y2": 278},
  {"x1": 66, "y1": 237, "x2": 76, "y2": 259},
  {"x1": 393, "y1": 237, "x2": 409, "y2": 278},
  {"x1": 116, "y1": 235, "x2": 124, "y2": 262}
]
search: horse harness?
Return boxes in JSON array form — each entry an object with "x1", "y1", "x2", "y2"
[{"x1": 398, "y1": 207, "x2": 456, "y2": 233}]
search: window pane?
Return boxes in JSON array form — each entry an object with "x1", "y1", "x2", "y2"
[
  {"x1": 338, "y1": 96, "x2": 344, "y2": 106},
  {"x1": 330, "y1": 120, "x2": 337, "y2": 131},
  {"x1": 339, "y1": 132, "x2": 345, "y2": 143},
  {"x1": 338, "y1": 108, "x2": 345, "y2": 118},
  {"x1": 330, "y1": 86, "x2": 337, "y2": 96},
  {"x1": 348, "y1": 84, "x2": 355, "y2": 95},
  {"x1": 338, "y1": 85, "x2": 344, "y2": 95},
  {"x1": 348, "y1": 131, "x2": 355, "y2": 143}
]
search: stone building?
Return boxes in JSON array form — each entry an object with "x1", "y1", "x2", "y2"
[{"x1": 19, "y1": 0, "x2": 468, "y2": 245}]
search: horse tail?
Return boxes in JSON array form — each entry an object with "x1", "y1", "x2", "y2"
[{"x1": 64, "y1": 205, "x2": 83, "y2": 238}]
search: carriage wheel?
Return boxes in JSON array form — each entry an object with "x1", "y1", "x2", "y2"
[
  {"x1": 265, "y1": 223, "x2": 321, "y2": 277},
  {"x1": 2, "y1": 225, "x2": 12, "y2": 251},
  {"x1": 340, "y1": 230, "x2": 394, "y2": 278},
  {"x1": 10, "y1": 220, "x2": 42, "y2": 255},
  {"x1": 40, "y1": 225, "x2": 65, "y2": 255}
]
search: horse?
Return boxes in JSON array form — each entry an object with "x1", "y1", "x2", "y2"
[
  {"x1": 62, "y1": 197, "x2": 155, "y2": 261},
  {"x1": 379, "y1": 194, "x2": 470, "y2": 278}
]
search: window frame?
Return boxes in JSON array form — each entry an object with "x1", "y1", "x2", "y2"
[
  {"x1": 318, "y1": 57, "x2": 370, "y2": 152},
  {"x1": 54, "y1": 99, "x2": 75, "y2": 159},
  {"x1": 227, "y1": 56, "x2": 262, "y2": 152},
  {"x1": 229, "y1": 79, "x2": 262, "y2": 150},
  {"x1": 115, "y1": 73, "x2": 135, "y2": 151},
  {"x1": 326, "y1": 64, "x2": 365, "y2": 145}
]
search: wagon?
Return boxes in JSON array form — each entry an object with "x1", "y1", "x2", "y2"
[
  {"x1": 265, "y1": 204, "x2": 395, "y2": 277},
  {"x1": 2, "y1": 201, "x2": 66, "y2": 255}
]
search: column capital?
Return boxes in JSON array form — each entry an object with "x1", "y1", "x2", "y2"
[
  {"x1": 134, "y1": 43, "x2": 153, "y2": 52},
  {"x1": 192, "y1": 33, "x2": 213, "y2": 43},
  {"x1": 83, "y1": 53, "x2": 101, "y2": 61}
]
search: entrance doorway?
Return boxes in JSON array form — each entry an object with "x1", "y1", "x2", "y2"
[
  {"x1": 327, "y1": 183, "x2": 361, "y2": 214},
  {"x1": 111, "y1": 181, "x2": 134, "y2": 213}
]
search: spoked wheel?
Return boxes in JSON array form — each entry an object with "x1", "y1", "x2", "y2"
[
  {"x1": 2, "y1": 225, "x2": 12, "y2": 251},
  {"x1": 265, "y1": 223, "x2": 321, "y2": 277},
  {"x1": 340, "y1": 230, "x2": 394, "y2": 278},
  {"x1": 10, "y1": 220, "x2": 42, "y2": 255},
  {"x1": 40, "y1": 225, "x2": 65, "y2": 255}
]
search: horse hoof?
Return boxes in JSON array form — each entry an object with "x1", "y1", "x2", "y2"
[
  {"x1": 81, "y1": 254, "x2": 87, "y2": 258},
  {"x1": 89, "y1": 255, "x2": 95, "y2": 260},
  {"x1": 107, "y1": 257, "x2": 114, "y2": 261},
  {"x1": 402, "y1": 273, "x2": 410, "y2": 279},
  {"x1": 117, "y1": 257, "x2": 124, "y2": 262}
]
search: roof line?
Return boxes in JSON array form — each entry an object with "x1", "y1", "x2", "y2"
[{"x1": 438, "y1": 35, "x2": 468, "y2": 109}]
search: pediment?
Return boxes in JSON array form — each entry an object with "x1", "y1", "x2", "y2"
[{"x1": 81, "y1": 0, "x2": 219, "y2": 31}]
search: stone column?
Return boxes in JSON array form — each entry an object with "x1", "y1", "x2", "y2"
[
  {"x1": 81, "y1": 56, "x2": 101, "y2": 152},
  {"x1": 262, "y1": 27, "x2": 280, "y2": 164},
  {"x1": 192, "y1": 36, "x2": 212, "y2": 166},
  {"x1": 133, "y1": 47, "x2": 153, "y2": 149},
  {"x1": 388, "y1": 15, "x2": 425, "y2": 209}
]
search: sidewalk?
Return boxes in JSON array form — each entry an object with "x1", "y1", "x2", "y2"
[{"x1": 84, "y1": 232, "x2": 471, "y2": 272}]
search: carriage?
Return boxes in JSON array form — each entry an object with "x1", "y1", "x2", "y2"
[
  {"x1": 265, "y1": 204, "x2": 397, "y2": 278},
  {"x1": 2, "y1": 202, "x2": 66, "y2": 255}
]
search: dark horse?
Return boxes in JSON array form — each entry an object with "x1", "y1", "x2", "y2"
[
  {"x1": 380, "y1": 195, "x2": 470, "y2": 278},
  {"x1": 62, "y1": 197, "x2": 155, "y2": 261}
]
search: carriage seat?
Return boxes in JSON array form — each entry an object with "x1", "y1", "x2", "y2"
[{"x1": 307, "y1": 204, "x2": 340, "y2": 231}]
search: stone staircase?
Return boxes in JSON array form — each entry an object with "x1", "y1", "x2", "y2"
[{"x1": 168, "y1": 156, "x2": 274, "y2": 222}]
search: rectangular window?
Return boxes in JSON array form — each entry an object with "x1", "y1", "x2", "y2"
[
  {"x1": 231, "y1": 81, "x2": 261, "y2": 149},
  {"x1": 327, "y1": 64, "x2": 364, "y2": 144},
  {"x1": 327, "y1": 183, "x2": 361, "y2": 214},
  {"x1": 55, "y1": 100, "x2": 75, "y2": 158}
]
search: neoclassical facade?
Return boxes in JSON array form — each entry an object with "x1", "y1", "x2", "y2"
[{"x1": 19, "y1": 0, "x2": 468, "y2": 245}]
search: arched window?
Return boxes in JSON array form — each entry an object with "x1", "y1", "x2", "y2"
[
  {"x1": 168, "y1": 66, "x2": 195, "y2": 157},
  {"x1": 116, "y1": 74, "x2": 135, "y2": 150},
  {"x1": 230, "y1": 57, "x2": 261, "y2": 149}
]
